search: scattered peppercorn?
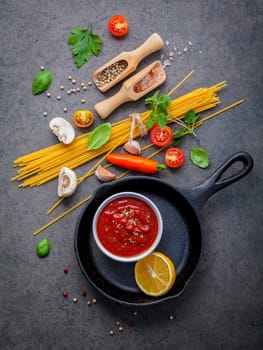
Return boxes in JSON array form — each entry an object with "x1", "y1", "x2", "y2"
[
  {"x1": 81, "y1": 290, "x2": 87, "y2": 297},
  {"x1": 95, "y1": 60, "x2": 127, "y2": 88},
  {"x1": 73, "y1": 298, "x2": 78, "y2": 303},
  {"x1": 56, "y1": 95, "x2": 61, "y2": 101},
  {"x1": 87, "y1": 300, "x2": 92, "y2": 306},
  {"x1": 63, "y1": 267, "x2": 68, "y2": 274},
  {"x1": 109, "y1": 330, "x2": 114, "y2": 336},
  {"x1": 63, "y1": 291, "x2": 68, "y2": 298}
]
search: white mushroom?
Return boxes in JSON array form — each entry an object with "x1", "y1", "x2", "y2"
[
  {"x1": 49, "y1": 117, "x2": 75, "y2": 144},
  {"x1": 95, "y1": 165, "x2": 117, "y2": 182},
  {"x1": 57, "y1": 166, "x2": 78, "y2": 197}
]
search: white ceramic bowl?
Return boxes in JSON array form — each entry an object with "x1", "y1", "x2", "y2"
[{"x1": 92, "y1": 191, "x2": 163, "y2": 262}]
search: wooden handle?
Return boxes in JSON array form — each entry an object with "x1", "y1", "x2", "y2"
[
  {"x1": 131, "y1": 33, "x2": 164, "y2": 62},
  {"x1": 94, "y1": 87, "x2": 131, "y2": 119}
]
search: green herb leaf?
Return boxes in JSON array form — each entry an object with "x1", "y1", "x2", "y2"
[
  {"x1": 158, "y1": 94, "x2": 171, "y2": 108},
  {"x1": 190, "y1": 147, "x2": 210, "y2": 168},
  {"x1": 183, "y1": 109, "x2": 199, "y2": 126},
  {"x1": 32, "y1": 71, "x2": 52, "y2": 95},
  {"x1": 36, "y1": 238, "x2": 51, "y2": 257},
  {"x1": 145, "y1": 91, "x2": 172, "y2": 128},
  {"x1": 68, "y1": 24, "x2": 102, "y2": 68},
  {"x1": 158, "y1": 113, "x2": 168, "y2": 128},
  {"x1": 145, "y1": 90, "x2": 160, "y2": 107},
  {"x1": 87, "y1": 123, "x2": 111, "y2": 150},
  {"x1": 172, "y1": 128, "x2": 185, "y2": 145}
]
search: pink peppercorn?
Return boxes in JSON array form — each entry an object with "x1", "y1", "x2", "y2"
[
  {"x1": 64, "y1": 267, "x2": 68, "y2": 274},
  {"x1": 81, "y1": 290, "x2": 87, "y2": 297},
  {"x1": 63, "y1": 291, "x2": 68, "y2": 298}
]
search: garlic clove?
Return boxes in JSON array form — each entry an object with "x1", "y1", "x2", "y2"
[
  {"x1": 95, "y1": 165, "x2": 117, "y2": 182},
  {"x1": 49, "y1": 117, "x2": 75, "y2": 144},
  {"x1": 57, "y1": 166, "x2": 77, "y2": 197},
  {"x1": 123, "y1": 140, "x2": 142, "y2": 155}
]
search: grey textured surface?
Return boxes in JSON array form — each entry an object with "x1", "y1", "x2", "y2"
[{"x1": 0, "y1": 1, "x2": 262, "y2": 349}]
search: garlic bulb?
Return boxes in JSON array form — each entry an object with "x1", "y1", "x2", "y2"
[
  {"x1": 57, "y1": 167, "x2": 77, "y2": 197},
  {"x1": 49, "y1": 117, "x2": 75, "y2": 144},
  {"x1": 123, "y1": 140, "x2": 141, "y2": 155},
  {"x1": 95, "y1": 165, "x2": 116, "y2": 182}
]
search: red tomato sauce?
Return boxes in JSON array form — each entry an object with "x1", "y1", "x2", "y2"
[{"x1": 96, "y1": 196, "x2": 159, "y2": 257}]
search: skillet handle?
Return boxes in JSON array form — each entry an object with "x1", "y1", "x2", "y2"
[{"x1": 184, "y1": 152, "x2": 254, "y2": 214}]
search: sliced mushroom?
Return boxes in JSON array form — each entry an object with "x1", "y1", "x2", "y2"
[
  {"x1": 49, "y1": 117, "x2": 75, "y2": 144},
  {"x1": 57, "y1": 166, "x2": 77, "y2": 197},
  {"x1": 95, "y1": 165, "x2": 117, "y2": 182}
]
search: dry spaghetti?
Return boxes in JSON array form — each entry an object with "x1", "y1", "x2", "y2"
[{"x1": 12, "y1": 81, "x2": 227, "y2": 187}]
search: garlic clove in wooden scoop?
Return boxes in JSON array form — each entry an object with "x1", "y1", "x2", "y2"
[
  {"x1": 49, "y1": 117, "x2": 75, "y2": 144},
  {"x1": 95, "y1": 165, "x2": 117, "y2": 182},
  {"x1": 123, "y1": 140, "x2": 142, "y2": 155},
  {"x1": 57, "y1": 166, "x2": 77, "y2": 197}
]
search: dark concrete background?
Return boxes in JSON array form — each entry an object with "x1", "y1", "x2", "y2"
[{"x1": 1, "y1": 1, "x2": 262, "y2": 349}]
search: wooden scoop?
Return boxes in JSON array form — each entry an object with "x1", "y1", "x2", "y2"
[
  {"x1": 93, "y1": 33, "x2": 164, "y2": 92},
  {"x1": 94, "y1": 60, "x2": 166, "y2": 119}
]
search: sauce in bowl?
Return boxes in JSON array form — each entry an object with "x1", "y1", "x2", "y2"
[{"x1": 93, "y1": 192, "x2": 163, "y2": 262}]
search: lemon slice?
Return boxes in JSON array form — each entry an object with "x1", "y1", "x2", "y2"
[{"x1": 134, "y1": 251, "x2": 176, "y2": 297}]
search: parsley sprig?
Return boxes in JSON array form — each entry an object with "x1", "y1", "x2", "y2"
[{"x1": 68, "y1": 23, "x2": 102, "y2": 68}]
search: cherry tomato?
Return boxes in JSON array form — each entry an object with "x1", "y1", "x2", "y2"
[
  {"x1": 165, "y1": 148, "x2": 185, "y2": 168},
  {"x1": 73, "y1": 110, "x2": 94, "y2": 128},
  {"x1": 108, "y1": 15, "x2": 129, "y2": 37},
  {"x1": 150, "y1": 125, "x2": 173, "y2": 147}
]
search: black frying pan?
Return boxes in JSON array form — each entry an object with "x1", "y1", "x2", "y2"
[{"x1": 74, "y1": 152, "x2": 253, "y2": 306}]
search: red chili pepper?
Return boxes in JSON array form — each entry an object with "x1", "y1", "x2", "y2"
[{"x1": 106, "y1": 154, "x2": 165, "y2": 174}]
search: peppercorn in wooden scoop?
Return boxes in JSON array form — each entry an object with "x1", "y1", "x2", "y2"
[
  {"x1": 94, "y1": 60, "x2": 166, "y2": 119},
  {"x1": 93, "y1": 33, "x2": 164, "y2": 92}
]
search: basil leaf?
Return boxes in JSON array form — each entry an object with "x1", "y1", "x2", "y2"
[
  {"x1": 36, "y1": 238, "x2": 51, "y2": 257},
  {"x1": 158, "y1": 114, "x2": 167, "y2": 128},
  {"x1": 87, "y1": 123, "x2": 111, "y2": 150},
  {"x1": 145, "y1": 90, "x2": 160, "y2": 106},
  {"x1": 190, "y1": 147, "x2": 210, "y2": 168},
  {"x1": 159, "y1": 94, "x2": 171, "y2": 108},
  {"x1": 172, "y1": 128, "x2": 185, "y2": 145},
  {"x1": 184, "y1": 109, "x2": 198, "y2": 126},
  {"x1": 32, "y1": 71, "x2": 52, "y2": 95},
  {"x1": 146, "y1": 119, "x2": 154, "y2": 129}
]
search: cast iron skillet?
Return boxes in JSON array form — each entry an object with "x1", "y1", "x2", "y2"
[{"x1": 74, "y1": 152, "x2": 253, "y2": 306}]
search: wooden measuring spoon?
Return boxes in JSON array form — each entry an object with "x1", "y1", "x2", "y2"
[
  {"x1": 94, "y1": 61, "x2": 166, "y2": 119},
  {"x1": 93, "y1": 33, "x2": 164, "y2": 92}
]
